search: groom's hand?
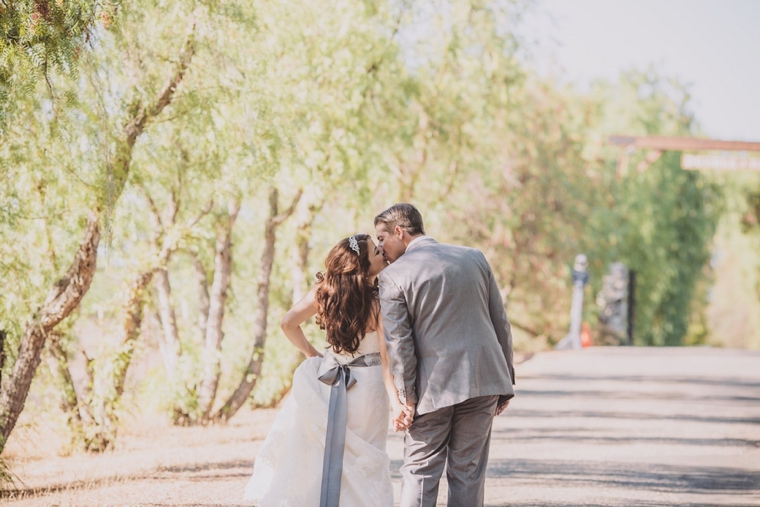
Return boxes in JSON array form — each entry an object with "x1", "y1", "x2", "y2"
[{"x1": 495, "y1": 395, "x2": 511, "y2": 416}]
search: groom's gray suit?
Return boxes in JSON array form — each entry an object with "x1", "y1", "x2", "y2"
[{"x1": 379, "y1": 236, "x2": 515, "y2": 507}]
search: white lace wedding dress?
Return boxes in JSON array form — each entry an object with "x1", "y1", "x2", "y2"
[{"x1": 244, "y1": 331, "x2": 394, "y2": 507}]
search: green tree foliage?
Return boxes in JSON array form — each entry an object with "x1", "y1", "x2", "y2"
[
  {"x1": 739, "y1": 178, "x2": 760, "y2": 326},
  {"x1": 590, "y1": 152, "x2": 720, "y2": 345},
  {"x1": 582, "y1": 72, "x2": 722, "y2": 346},
  {"x1": 742, "y1": 186, "x2": 760, "y2": 236},
  {"x1": 0, "y1": 0, "x2": 203, "y2": 452},
  {"x1": 0, "y1": 0, "x2": 112, "y2": 126}
]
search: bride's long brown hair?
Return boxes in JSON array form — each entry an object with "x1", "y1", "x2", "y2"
[{"x1": 314, "y1": 234, "x2": 379, "y2": 355}]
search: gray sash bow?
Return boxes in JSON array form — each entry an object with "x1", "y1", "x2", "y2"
[{"x1": 318, "y1": 352, "x2": 380, "y2": 507}]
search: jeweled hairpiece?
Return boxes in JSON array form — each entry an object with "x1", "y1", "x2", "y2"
[{"x1": 348, "y1": 236, "x2": 360, "y2": 254}]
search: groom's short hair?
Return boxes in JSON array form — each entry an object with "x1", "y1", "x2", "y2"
[{"x1": 374, "y1": 203, "x2": 425, "y2": 236}]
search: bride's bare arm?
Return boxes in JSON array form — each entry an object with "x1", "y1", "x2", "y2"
[{"x1": 281, "y1": 287, "x2": 323, "y2": 358}]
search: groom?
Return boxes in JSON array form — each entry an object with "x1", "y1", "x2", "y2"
[{"x1": 375, "y1": 203, "x2": 515, "y2": 507}]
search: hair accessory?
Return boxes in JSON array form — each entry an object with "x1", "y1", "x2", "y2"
[{"x1": 348, "y1": 236, "x2": 360, "y2": 254}]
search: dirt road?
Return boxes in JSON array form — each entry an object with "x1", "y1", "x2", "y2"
[{"x1": 4, "y1": 347, "x2": 759, "y2": 506}]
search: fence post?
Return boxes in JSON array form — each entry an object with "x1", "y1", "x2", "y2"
[{"x1": 627, "y1": 270, "x2": 636, "y2": 345}]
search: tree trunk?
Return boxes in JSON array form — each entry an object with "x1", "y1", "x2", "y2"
[
  {"x1": 214, "y1": 187, "x2": 301, "y2": 422},
  {"x1": 172, "y1": 252, "x2": 211, "y2": 426},
  {"x1": 0, "y1": 212, "x2": 99, "y2": 452},
  {"x1": 85, "y1": 187, "x2": 211, "y2": 446},
  {"x1": 47, "y1": 333, "x2": 86, "y2": 451},
  {"x1": 266, "y1": 203, "x2": 321, "y2": 407},
  {"x1": 167, "y1": 252, "x2": 209, "y2": 425},
  {"x1": 0, "y1": 330, "x2": 5, "y2": 387},
  {"x1": 85, "y1": 270, "x2": 154, "y2": 452},
  {"x1": 191, "y1": 253, "x2": 210, "y2": 339},
  {"x1": 47, "y1": 334, "x2": 81, "y2": 420},
  {"x1": 291, "y1": 203, "x2": 319, "y2": 303},
  {"x1": 0, "y1": 27, "x2": 195, "y2": 455},
  {"x1": 114, "y1": 272, "x2": 155, "y2": 398},
  {"x1": 85, "y1": 196, "x2": 212, "y2": 442},
  {"x1": 154, "y1": 267, "x2": 181, "y2": 375},
  {"x1": 197, "y1": 199, "x2": 241, "y2": 423}
]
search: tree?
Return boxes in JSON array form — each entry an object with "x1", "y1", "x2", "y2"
[
  {"x1": 0, "y1": 0, "x2": 197, "y2": 453},
  {"x1": 0, "y1": 0, "x2": 109, "y2": 127},
  {"x1": 214, "y1": 187, "x2": 301, "y2": 422},
  {"x1": 581, "y1": 71, "x2": 722, "y2": 346}
]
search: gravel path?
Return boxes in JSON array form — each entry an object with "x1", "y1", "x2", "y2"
[{"x1": 3, "y1": 347, "x2": 759, "y2": 506}]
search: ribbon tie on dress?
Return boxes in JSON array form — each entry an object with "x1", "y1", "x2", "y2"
[{"x1": 317, "y1": 352, "x2": 379, "y2": 507}]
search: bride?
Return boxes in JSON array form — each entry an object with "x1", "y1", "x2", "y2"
[{"x1": 244, "y1": 234, "x2": 409, "y2": 507}]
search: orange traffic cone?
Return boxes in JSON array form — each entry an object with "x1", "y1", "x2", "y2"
[{"x1": 580, "y1": 322, "x2": 593, "y2": 348}]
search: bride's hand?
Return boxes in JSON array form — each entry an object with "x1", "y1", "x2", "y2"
[
  {"x1": 392, "y1": 401, "x2": 415, "y2": 431},
  {"x1": 391, "y1": 402, "x2": 411, "y2": 431}
]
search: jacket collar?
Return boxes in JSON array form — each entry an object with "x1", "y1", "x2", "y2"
[{"x1": 405, "y1": 236, "x2": 436, "y2": 254}]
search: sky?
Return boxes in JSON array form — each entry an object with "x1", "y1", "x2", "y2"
[{"x1": 518, "y1": 0, "x2": 760, "y2": 141}]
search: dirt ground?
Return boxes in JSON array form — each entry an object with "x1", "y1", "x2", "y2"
[{"x1": 2, "y1": 347, "x2": 759, "y2": 506}]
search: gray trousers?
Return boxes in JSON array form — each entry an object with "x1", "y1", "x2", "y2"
[{"x1": 399, "y1": 395, "x2": 499, "y2": 507}]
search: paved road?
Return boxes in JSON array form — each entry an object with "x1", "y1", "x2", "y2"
[
  {"x1": 4, "y1": 347, "x2": 758, "y2": 506},
  {"x1": 386, "y1": 347, "x2": 760, "y2": 507}
]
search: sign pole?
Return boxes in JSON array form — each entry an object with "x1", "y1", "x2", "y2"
[{"x1": 555, "y1": 254, "x2": 589, "y2": 350}]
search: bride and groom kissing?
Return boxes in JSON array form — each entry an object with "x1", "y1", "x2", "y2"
[{"x1": 245, "y1": 203, "x2": 516, "y2": 507}]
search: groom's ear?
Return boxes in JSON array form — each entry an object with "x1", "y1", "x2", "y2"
[{"x1": 394, "y1": 225, "x2": 405, "y2": 239}]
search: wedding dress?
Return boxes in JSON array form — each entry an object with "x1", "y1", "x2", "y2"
[{"x1": 244, "y1": 331, "x2": 394, "y2": 507}]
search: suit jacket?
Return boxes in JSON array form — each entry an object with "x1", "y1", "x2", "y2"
[{"x1": 378, "y1": 237, "x2": 515, "y2": 415}]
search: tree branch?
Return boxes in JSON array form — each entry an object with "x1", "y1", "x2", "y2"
[
  {"x1": 135, "y1": 182, "x2": 164, "y2": 235},
  {"x1": 183, "y1": 199, "x2": 215, "y2": 230},
  {"x1": 270, "y1": 189, "x2": 303, "y2": 227},
  {"x1": 103, "y1": 23, "x2": 197, "y2": 211}
]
